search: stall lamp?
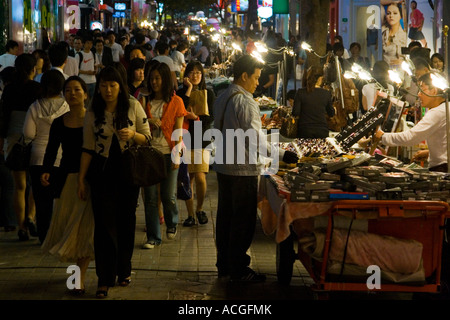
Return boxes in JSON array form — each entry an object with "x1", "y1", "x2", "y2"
[
  {"x1": 255, "y1": 42, "x2": 268, "y2": 53},
  {"x1": 344, "y1": 71, "x2": 357, "y2": 79},
  {"x1": 232, "y1": 43, "x2": 242, "y2": 52},
  {"x1": 212, "y1": 34, "x2": 220, "y2": 42},
  {"x1": 401, "y1": 61, "x2": 413, "y2": 76},
  {"x1": 301, "y1": 42, "x2": 313, "y2": 52},
  {"x1": 351, "y1": 63, "x2": 363, "y2": 74},
  {"x1": 388, "y1": 70, "x2": 402, "y2": 85},
  {"x1": 251, "y1": 51, "x2": 265, "y2": 64},
  {"x1": 431, "y1": 72, "x2": 450, "y2": 91},
  {"x1": 359, "y1": 70, "x2": 373, "y2": 81}
]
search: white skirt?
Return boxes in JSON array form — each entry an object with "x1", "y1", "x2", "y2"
[{"x1": 41, "y1": 173, "x2": 95, "y2": 262}]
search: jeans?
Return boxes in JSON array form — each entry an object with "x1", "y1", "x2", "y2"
[{"x1": 142, "y1": 154, "x2": 179, "y2": 243}]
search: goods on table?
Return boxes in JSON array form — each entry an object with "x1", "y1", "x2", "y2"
[{"x1": 271, "y1": 141, "x2": 450, "y2": 203}]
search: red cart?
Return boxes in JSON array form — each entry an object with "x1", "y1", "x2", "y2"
[{"x1": 259, "y1": 178, "x2": 450, "y2": 298}]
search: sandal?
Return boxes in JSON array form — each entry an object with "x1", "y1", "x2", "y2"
[
  {"x1": 96, "y1": 286, "x2": 109, "y2": 299},
  {"x1": 118, "y1": 277, "x2": 131, "y2": 287}
]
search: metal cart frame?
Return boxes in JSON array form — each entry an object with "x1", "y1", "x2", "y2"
[{"x1": 276, "y1": 200, "x2": 450, "y2": 297}]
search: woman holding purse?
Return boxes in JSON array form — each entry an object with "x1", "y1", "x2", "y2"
[
  {"x1": 77, "y1": 66, "x2": 151, "y2": 298},
  {"x1": 141, "y1": 61, "x2": 187, "y2": 249}
]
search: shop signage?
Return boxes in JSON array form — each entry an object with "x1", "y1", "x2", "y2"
[
  {"x1": 258, "y1": 6, "x2": 272, "y2": 19},
  {"x1": 114, "y1": 3, "x2": 127, "y2": 11},
  {"x1": 272, "y1": 0, "x2": 288, "y2": 14}
]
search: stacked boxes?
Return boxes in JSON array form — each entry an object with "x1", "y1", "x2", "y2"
[{"x1": 271, "y1": 152, "x2": 450, "y2": 203}]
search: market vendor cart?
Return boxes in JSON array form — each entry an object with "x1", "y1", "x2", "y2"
[{"x1": 258, "y1": 176, "x2": 450, "y2": 297}]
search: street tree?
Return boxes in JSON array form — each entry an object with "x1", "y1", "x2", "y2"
[{"x1": 300, "y1": 0, "x2": 331, "y2": 68}]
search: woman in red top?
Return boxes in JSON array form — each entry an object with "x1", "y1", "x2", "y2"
[
  {"x1": 142, "y1": 61, "x2": 187, "y2": 249},
  {"x1": 408, "y1": 1, "x2": 426, "y2": 47}
]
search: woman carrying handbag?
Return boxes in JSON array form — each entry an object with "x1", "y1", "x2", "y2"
[{"x1": 77, "y1": 66, "x2": 151, "y2": 298}]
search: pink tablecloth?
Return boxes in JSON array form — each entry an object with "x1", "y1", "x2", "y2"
[{"x1": 258, "y1": 176, "x2": 334, "y2": 243}]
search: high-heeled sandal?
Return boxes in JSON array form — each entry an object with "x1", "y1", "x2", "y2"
[
  {"x1": 96, "y1": 287, "x2": 108, "y2": 299},
  {"x1": 118, "y1": 277, "x2": 131, "y2": 287}
]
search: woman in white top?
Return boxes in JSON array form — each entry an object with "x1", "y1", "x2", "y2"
[
  {"x1": 171, "y1": 42, "x2": 188, "y2": 79},
  {"x1": 23, "y1": 70, "x2": 69, "y2": 243}
]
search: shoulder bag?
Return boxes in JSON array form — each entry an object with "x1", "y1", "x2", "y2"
[{"x1": 122, "y1": 139, "x2": 167, "y2": 187}]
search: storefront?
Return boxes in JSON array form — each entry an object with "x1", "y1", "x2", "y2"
[{"x1": 8, "y1": 0, "x2": 68, "y2": 53}]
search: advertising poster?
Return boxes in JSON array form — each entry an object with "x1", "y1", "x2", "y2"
[
  {"x1": 380, "y1": 0, "x2": 408, "y2": 68},
  {"x1": 406, "y1": 0, "x2": 438, "y2": 53}
]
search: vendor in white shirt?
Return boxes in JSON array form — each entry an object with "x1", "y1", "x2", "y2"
[{"x1": 375, "y1": 73, "x2": 449, "y2": 173}]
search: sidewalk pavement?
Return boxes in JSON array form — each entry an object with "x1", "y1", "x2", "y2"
[{"x1": 0, "y1": 170, "x2": 317, "y2": 302}]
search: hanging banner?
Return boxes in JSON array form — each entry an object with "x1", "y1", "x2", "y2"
[{"x1": 380, "y1": 0, "x2": 408, "y2": 68}]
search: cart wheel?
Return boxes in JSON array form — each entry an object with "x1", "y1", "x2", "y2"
[{"x1": 276, "y1": 235, "x2": 296, "y2": 285}]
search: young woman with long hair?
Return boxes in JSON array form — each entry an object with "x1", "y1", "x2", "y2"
[{"x1": 77, "y1": 66, "x2": 151, "y2": 298}]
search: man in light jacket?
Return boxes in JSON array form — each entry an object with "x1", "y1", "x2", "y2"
[{"x1": 213, "y1": 55, "x2": 297, "y2": 282}]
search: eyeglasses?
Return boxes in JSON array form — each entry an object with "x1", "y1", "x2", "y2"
[{"x1": 189, "y1": 71, "x2": 202, "y2": 76}]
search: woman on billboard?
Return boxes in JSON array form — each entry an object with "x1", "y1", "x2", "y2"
[
  {"x1": 408, "y1": 1, "x2": 426, "y2": 47},
  {"x1": 381, "y1": 1, "x2": 407, "y2": 67}
]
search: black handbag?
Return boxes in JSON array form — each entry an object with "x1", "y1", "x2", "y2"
[
  {"x1": 5, "y1": 135, "x2": 32, "y2": 171},
  {"x1": 123, "y1": 143, "x2": 167, "y2": 187}
]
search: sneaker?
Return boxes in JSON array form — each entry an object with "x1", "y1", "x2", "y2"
[
  {"x1": 142, "y1": 241, "x2": 156, "y2": 249},
  {"x1": 196, "y1": 211, "x2": 208, "y2": 225},
  {"x1": 166, "y1": 227, "x2": 177, "y2": 240},
  {"x1": 230, "y1": 268, "x2": 266, "y2": 283},
  {"x1": 183, "y1": 216, "x2": 196, "y2": 227}
]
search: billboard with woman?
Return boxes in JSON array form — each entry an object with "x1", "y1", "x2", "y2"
[{"x1": 380, "y1": 0, "x2": 408, "y2": 68}]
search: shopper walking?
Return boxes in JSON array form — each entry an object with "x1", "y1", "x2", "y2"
[
  {"x1": 23, "y1": 70, "x2": 69, "y2": 243},
  {"x1": 176, "y1": 61, "x2": 215, "y2": 227},
  {"x1": 41, "y1": 76, "x2": 94, "y2": 295},
  {"x1": 141, "y1": 61, "x2": 186, "y2": 249},
  {"x1": 0, "y1": 53, "x2": 42, "y2": 241},
  {"x1": 77, "y1": 66, "x2": 151, "y2": 298}
]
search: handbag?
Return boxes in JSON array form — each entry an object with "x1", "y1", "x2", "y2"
[
  {"x1": 122, "y1": 142, "x2": 167, "y2": 187},
  {"x1": 177, "y1": 162, "x2": 192, "y2": 200},
  {"x1": 5, "y1": 135, "x2": 32, "y2": 171}
]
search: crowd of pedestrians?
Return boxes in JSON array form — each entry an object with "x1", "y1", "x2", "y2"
[
  {"x1": 1, "y1": 17, "x2": 446, "y2": 298},
  {"x1": 0, "y1": 25, "x2": 300, "y2": 298}
]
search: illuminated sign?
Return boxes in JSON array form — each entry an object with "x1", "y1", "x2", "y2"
[
  {"x1": 90, "y1": 21, "x2": 103, "y2": 30},
  {"x1": 114, "y1": 3, "x2": 126, "y2": 11},
  {"x1": 258, "y1": 6, "x2": 272, "y2": 18}
]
